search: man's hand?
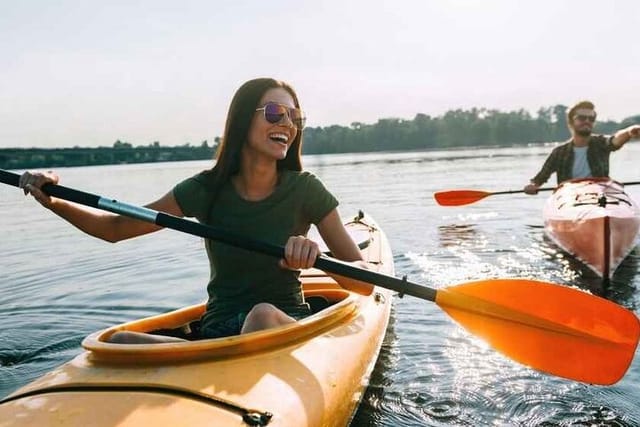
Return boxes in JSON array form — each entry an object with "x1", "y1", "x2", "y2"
[
  {"x1": 627, "y1": 125, "x2": 640, "y2": 139},
  {"x1": 524, "y1": 183, "x2": 539, "y2": 195}
]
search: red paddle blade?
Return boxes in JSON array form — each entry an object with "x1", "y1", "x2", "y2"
[
  {"x1": 433, "y1": 190, "x2": 492, "y2": 206},
  {"x1": 435, "y1": 279, "x2": 640, "y2": 385}
]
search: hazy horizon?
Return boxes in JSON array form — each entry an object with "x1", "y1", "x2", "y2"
[{"x1": 2, "y1": 0, "x2": 639, "y2": 149}]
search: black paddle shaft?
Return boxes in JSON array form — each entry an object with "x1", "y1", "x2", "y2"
[
  {"x1": 0, "y1": 169, "x2": 437, "y2": 301},
  {"x1": 493, "y1": 181, "x2": 640, "y2": 196}
]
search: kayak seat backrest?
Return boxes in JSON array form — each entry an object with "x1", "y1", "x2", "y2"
[
  {"x1": 307, "y1": 295, "x2": 331, "y2": 313},
  {"x1": 304, "y1": 288, "x2": 350, "y2": 314}
]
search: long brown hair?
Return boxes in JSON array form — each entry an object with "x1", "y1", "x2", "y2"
[{"x1": 204, "y1": 78, "x2": 304, "y2": 200}]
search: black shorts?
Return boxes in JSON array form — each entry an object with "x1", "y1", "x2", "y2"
[{"x1": 199, "y1": 304, "x2": 312, "y2": 339}]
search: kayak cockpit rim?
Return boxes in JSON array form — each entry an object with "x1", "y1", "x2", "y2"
[{"x1": 80, "y1": 287, "x2": 378, "y2": 364}]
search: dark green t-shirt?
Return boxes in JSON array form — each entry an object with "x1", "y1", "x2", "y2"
[{"x1": 172, "y1": 170, "x2": 338, "y2": 326}]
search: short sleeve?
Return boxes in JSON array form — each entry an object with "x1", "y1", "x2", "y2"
[
  {"x1": 603, "y1": 134, "x2": 620, "y2": 152},
  {"x1": 302, "y1": 172, "x2": 339, "y2": 224},
  {"x1": 172, "y1": 173, "x2": 212, "y2": 221}
]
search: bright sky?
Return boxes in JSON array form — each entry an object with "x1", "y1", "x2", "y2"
[{"x1": 1, "y1": 0, "x2": 638, "y2": 148}]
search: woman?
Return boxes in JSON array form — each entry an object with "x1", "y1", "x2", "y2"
[{"x1": 20, "y1": 77, "x2": 366, "y2": 343}]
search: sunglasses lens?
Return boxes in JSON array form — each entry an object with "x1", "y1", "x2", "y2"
[
  {"x1": 260, "y1": 103, "x2": 306, "y2": 129},
  {"x1": 264, "y1": 103, "x2": 286, "y2": 124},
  {"x1": 576, "y1": 115, "x2": 595, "y2": 122},
  {"x1": 289, "y1": 109, "x2": 306, "y2": 129}
]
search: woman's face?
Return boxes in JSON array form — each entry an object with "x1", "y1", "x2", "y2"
[{"x1": 246, "y1": 87, "x2": 298, "y2": 161}]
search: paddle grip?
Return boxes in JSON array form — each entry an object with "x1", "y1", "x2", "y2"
[{"x1": 1, "y1": 169, "x2": 101, "y2": 207}]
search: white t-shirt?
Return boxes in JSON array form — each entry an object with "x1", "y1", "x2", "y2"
[{"x1": 572, "y1": 146, "x2": 592, "y2": 178}]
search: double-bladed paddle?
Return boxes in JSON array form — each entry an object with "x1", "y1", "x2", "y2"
[
  {"x1": 434, "y1": 181, "x2": 640, "y2": 206},
  {"x1": 2, "y1": 169, "x2": 639, "y2": 385}
]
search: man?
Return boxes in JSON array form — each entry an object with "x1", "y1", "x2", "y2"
[{"x1": 524, "y1": 100, "x2": 640, "y2": 194}]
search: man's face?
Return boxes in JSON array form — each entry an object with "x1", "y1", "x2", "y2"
[{"x1": 571, "y1": 108, "x2": 596, "y2": 137}]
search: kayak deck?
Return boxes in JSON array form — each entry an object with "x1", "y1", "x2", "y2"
[{"x1": 543, "y1": 178, "x2": 640, "y2": 280}]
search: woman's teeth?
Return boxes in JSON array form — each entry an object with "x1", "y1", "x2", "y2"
[{"x1": 269, "y1": 133, "x2": 288, "y2": 143}]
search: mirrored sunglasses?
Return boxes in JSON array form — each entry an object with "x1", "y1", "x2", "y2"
[{"x1": 255, "y1": 102, "x2": 306, "y2": 130}]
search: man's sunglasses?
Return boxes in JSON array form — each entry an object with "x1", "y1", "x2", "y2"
[
  {"x1": 255, "y1": 102, "x2": 306, "y2": 130},
  {"x1": 574, "y1": 114, "x2": 596, "y2": 123}
]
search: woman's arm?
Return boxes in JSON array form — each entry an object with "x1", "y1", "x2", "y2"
[
  {"x1": 19, "y1": 171, "x2": 184, "y2": 243},
  {"x1": 316, "y1": 209, "x2": 374, "y2": 295},
  {"x1": 316, "y1": 209, "x2": 363, "y2": 262}
]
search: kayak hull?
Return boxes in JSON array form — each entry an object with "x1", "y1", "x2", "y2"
[
  {"x1": 1, "y1": 213, "x2": 394, "y2": 427},
  {"x1": 543, "y1": 178, "x2": 640, "y2": 279}
]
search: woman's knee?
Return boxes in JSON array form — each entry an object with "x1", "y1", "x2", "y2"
[
  {"x1": 242, "y1": 303, "x2": 296, "y2": 334},
  {"x1": 246, "y1": 303, "x2": 279, "y2": 322}
]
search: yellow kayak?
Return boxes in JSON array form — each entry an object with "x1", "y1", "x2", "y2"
[{"x1": 0, "y1": 213, "x2": 394, "y2": 427}]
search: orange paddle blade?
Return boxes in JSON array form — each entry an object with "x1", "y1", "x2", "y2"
[
  {"x1": 434, "y1": 190, "x2": 492, "y2": 206},
  {"x1": 435, "y1": 279, "x2": 640, "y2": 385}
]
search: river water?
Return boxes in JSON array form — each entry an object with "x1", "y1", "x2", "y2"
[{"x1": 2, "y1": 144, "x2": 640, "y2": 426}]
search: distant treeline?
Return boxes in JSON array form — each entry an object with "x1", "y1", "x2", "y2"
[
  {"x1": 302, "y1": 105, "x2": 640, "y2": 154},
  {"x1": 0, "y1": 141, "x2": 216, "y2": 169},
  {"x1": 2, "y1": 105, "x2": 638, "y2": 169}
]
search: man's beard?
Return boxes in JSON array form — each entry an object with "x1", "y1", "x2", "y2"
[{"x1": 575, "y1": 128, "x2": 592, "y2": 137}]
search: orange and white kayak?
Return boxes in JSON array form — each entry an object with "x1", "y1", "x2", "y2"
[
  {"x1": 543, "y1": 178, "x2": 640, "y2": 280},
  {"x1": 0, "y1": 213, "x2": 394, "y2": 427}
]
